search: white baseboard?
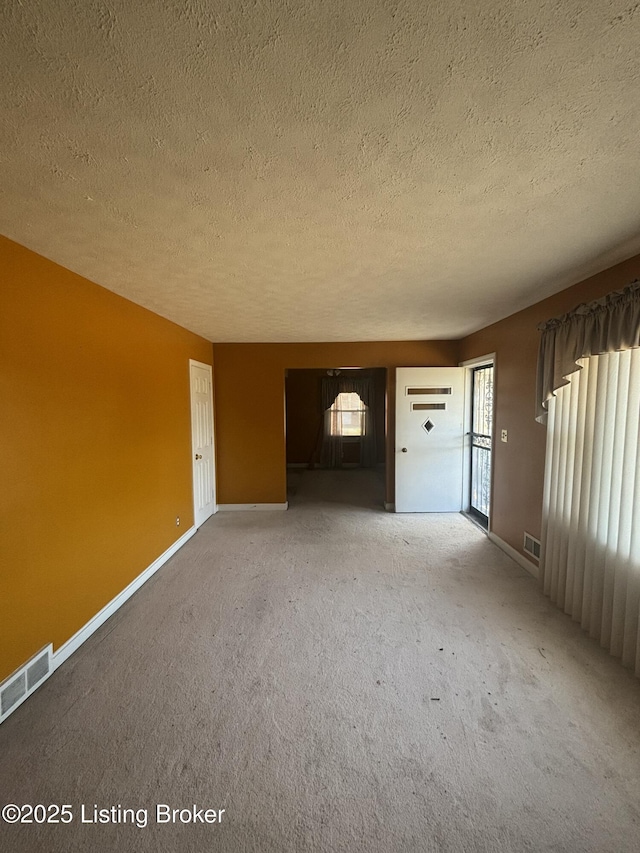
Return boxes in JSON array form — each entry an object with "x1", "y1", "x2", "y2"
[
  {"x1": 384, "y1": 502, "x2": 395, "y2": 512},
  {"x1": 217, "y1": 503, "x2": 289, "y2": 511},
  {"x1": 52, "y1": 526, "x2": 197, "y2": 671},
  {"x1": 488, "y1": 531, "x2": 538, "y2": 579}
]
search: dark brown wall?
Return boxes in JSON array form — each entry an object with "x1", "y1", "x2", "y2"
[
  {"x1": 459, "y1": 253, "x2": 640, "y2": 561},
  {"x1": 285, "y1": 368, "x2": 386, "y2": 465},
  {"x1": 285, "y1": 369, "x2": 324, "y2": 464}
]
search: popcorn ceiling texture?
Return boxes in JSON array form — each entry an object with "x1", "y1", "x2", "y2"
[{"x1": 1, "y1": 1, "x2": 640, "y2": 342}]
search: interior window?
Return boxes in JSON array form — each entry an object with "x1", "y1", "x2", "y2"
[{"x1": 328, "y1": 392, "x2": 366, "y2": 437}]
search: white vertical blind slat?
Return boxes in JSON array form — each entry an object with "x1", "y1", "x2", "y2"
[
  {"x1": 568, "y1": 360, "x2": 588, "y2": 617},
  {"x1": 620, "y1": 352, "x2": 640, "y2": 667},
  {"x1": 587, "y1": 356, "x2": 609, "y2": 639},
  {"x1": 602, "y1": 352, "x2": 624, "y2": 648}
]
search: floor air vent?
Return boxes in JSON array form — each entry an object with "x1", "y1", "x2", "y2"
[
  {"x1": 523, "y1": 532, "x2": 541, "y2": 561},
  {"x1": 0, "y1": 645, "x2": 52, "y2": 724}
]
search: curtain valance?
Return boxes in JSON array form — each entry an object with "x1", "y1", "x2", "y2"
[
  {"x1": 536, "y1": 280, "x2": 640, "y2": 422},
  {"x1": 321, "y1": 375, "x2": 374, "y2": 410}
]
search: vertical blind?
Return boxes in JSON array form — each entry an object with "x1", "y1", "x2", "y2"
[{"x1": 541, "y1": 349, "x2": 640, "y2": 674}]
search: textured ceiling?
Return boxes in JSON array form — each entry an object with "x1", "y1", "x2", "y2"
[{"x1": 2, "y1": 1, "x2": 640, "y2": 342}]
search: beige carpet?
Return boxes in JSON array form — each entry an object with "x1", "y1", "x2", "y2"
[{"x1": 1, "y1": 469, "x2": 639, "y2": 852}]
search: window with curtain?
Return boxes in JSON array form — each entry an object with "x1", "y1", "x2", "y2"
[
  {"x1": 328, "y1": 391, "x2": 366, "y2": 437},
  {"x1": 537, "y1": 281, "x2": 640, "y2": 676},
  {"x1": 319, "y1": 374, "x2": 377, "y2": 468}
]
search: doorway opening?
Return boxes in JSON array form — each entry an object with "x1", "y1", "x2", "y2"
[
  {"x1": 284, "y1": 367, "x2": 386, "y2": 508},
  {"x1": 467, "y1": 361, "x2": 494, "y2": 530}
]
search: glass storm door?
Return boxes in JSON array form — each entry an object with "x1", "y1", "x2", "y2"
[{"x1": 469, "y1": 364, "x2": 494, "y2": 527}]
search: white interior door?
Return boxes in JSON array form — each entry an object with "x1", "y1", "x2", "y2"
[
  {"x1": 190, "y1": 360, "x2": 216, "y2": 527},
  {"x1": 395, "y1": 367, "x2": 465, "y2": 512}
]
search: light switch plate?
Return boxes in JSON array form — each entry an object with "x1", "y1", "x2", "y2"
[{"x1": 501, "y1": 429, "x2": 508, "y2": 442}]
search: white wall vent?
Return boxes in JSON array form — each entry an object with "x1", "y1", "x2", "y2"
[
  {"x1": 523, "y1": 532, "x2": 541, "y2": 561},
  {"x1": 0, "y1": 645, "x2": 52, "y2": 724}
]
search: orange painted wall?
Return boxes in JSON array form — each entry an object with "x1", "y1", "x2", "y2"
[
  {"x1": 0, "y1": 236, "x2": 213, "y2": 682},
  {"x1": 459, "y1": 253, "x2": 640, "y2": 561},
  {"x1": 213, "y1": 341, "x2": 459, "y2": 504}
]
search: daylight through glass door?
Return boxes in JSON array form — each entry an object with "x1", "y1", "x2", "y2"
[{"x1": 470, "y1": 365, "x2": 494, "y2": 527}]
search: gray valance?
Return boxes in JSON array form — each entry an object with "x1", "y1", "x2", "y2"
[{"x1": 536, "y1": 280, "x2": 640, "y2": 423}]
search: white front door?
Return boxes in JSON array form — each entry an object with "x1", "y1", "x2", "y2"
[
  {"x1": 395, "y1": 367, "x2": 465, "y2": 512},
  {"x1": 190, "y1": 360, "x2": 216, "y2": 527}
]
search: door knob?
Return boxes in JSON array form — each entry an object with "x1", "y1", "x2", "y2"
[{"x1": 401, "y1": 447, "x2": 408, "y2": 453}]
